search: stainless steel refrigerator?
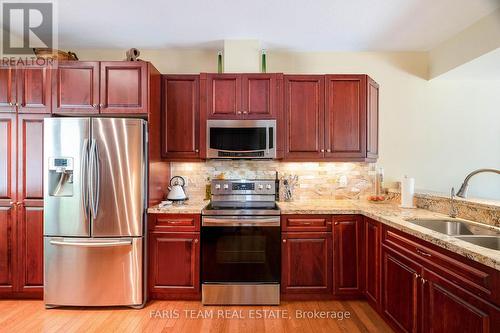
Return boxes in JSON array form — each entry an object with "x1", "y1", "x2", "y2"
[{"x1": 43, "y1": 118, "x2": 147, "y2": 308}]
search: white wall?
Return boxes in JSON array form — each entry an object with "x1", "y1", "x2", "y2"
[{"x1": 72, "y1": 49, "x2": 500, "y2": 200}]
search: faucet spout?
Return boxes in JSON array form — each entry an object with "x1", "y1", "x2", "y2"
[{"x1": 456, "y1": 168, "x2": 500, "y2": 198}]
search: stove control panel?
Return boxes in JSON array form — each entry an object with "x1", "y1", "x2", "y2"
[{"x1": 211, "y1": 179, "x2": 276, "y2": 195}]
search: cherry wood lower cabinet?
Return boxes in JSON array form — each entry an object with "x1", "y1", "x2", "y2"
[
  {"x1": 0, "y1": 206, "x2": 16, "y2": 295},
  {"x1": 281, "y1": 231, "x2": 333, "y2": 298},
  {"x1": 422, "y1": 268, "x2": 500, "y2": 333},
  {"x1": 148, "y1": 214, "x2": 201, "y2": 300},
  {"x1": 382, "y1": 245, "x2": 422, "y2": 333},
  {"x1": 333, "y1": 215, "x2": 363, "y2": 296},
  {"x1": 381, "y1": 225, "x2": 500, "y2": 333},
  {"x1": 364, "y1": 217, "x2": 381, "y2": 309}
]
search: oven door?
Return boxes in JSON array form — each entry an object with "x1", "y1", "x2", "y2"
[
  {"x1": 207, "y1": 120, "x2": 276, "y2": 158},
  {"x1": 201, "y1": 216, "x2": 280, "y2": 283}
]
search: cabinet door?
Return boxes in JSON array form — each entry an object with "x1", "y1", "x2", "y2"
[
  {"x1": 17, "y1": 205, "x2": 43, "y2": 296},
  {"x1": 0, "y1": 205, "x2": 16, "y2": 294},
  {"x1": 365, "y1": 217, "x2": 381, "y2": 308},
  {"x1": 325, "y1": 75, "x2": 366, "y2": 159},
  {"x1": 382, "y1": 246, "x2": 422, "y2": 333},
  {"x1": 422, "y1": 269, "x2": 499, "y2": 333},
  {"x1": 0, "y1": 68, "x2": 16, "y2": 112},
  {"x1": 17, "y1": 114, "x2": 46, "y2": 204},
  {"x1": 282, "y1": 232, "x2": 332, "y2": 295},
  {"x1": 17, "y1": 67, "x2": 51, "y2": 114},
  {"x1": 284, "y1": 75, "x2": 325, "y2": 160},
  {"x1": 206, "y1": 74, "x2": 241, "y2": 119},
  {"x1": 0, "y1": 114, "x2": 16, "y2": 207},
  {"x1": 53, "y1": 61, "x2": 99, "y2": 114},
  {"x1": 149, "y1": 232, "x2": 200, "y2": 299},
  {"x1": 100, "y1": 62, "x2": 148, "y2": 114},
  {"x1": 333, "y1": 215, "x2": 362, "y2": 295},
  {"x1": 367, "y1": 77, "x2": 379, "y2": 160},
  {"x1": 16, "y1": 114, "x2": 46, "y2": 297},
  {"x1": 242, "y1": 74, "x2": 275, "y2": 119},
  {"x1": 162, "y1": 75, "x2": 200, "y2": 160}
]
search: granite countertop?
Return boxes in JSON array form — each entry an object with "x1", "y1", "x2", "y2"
[
  {"x1": 148, "y1": 198, "x2": 500, "y2": 271},
  {"x1": 147, "y1": 200, "x2": 209, "y2": 214},
  {"x1": 278, "y1": 199, "x2": 500, "y2": 271}
]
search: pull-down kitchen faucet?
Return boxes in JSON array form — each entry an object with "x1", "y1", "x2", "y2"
[{"x1": 456, "y1": 168, "x2": 500, "y2": 198}]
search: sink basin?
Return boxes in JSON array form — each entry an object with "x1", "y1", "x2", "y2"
[
  {"x1": 455, "y1": 236, "x2": 500, "y2": 251},
  {"x1": 406, "y1": 219, "x2": 499, "y2": 236}
]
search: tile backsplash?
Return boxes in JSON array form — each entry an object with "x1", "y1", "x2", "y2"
[{"x1": 171, "y1": 161, "x2": 376, "y2": 201}]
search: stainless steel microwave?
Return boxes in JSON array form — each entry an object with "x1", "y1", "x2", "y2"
[{"x1": 207, "y1": 120, "x2": 276, "y2": 159}]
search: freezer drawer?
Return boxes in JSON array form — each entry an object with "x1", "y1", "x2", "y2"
[{"x1": 44, "y1": 237, "x2": 143, "y2": 307}]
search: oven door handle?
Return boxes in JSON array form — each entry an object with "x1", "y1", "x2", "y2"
[{"x1": 202, "y1": 216, "x2": 280, "y2": 227}]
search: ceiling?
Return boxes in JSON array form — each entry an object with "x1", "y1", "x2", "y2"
[{"x1": 34, "y1": 0, "x2": 500, "y2": 51}]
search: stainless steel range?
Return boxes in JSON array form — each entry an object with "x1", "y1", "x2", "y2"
[{"x1": 201, "y1": 179, "x2": 281, "y2": 305}]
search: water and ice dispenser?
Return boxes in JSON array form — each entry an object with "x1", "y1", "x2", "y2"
[{"x1": 48, "y1": 157, "x2": 74, "y2": 197}]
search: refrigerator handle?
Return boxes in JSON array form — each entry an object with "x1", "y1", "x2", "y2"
[
  {"x1": 81, "y1": 139, "x2": 89, "y2": 219},
  {"x1": 89, "y1": 139, "x2": 97, "y2": 219},
  {"x1": 49, "y1": 239, "x2": 132, "y2": 247},
  {"x1": 94, "y1": 141, "x2": 101, "y2": 216}
]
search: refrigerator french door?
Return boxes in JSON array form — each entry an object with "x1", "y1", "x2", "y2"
[{"x1": 43, "y1": 118, "x2": 147, "y2": 308}]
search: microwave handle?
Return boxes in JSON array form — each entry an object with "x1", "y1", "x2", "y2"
[
  {"x1": 215, "y1": 149, "x2": 266, "y2": 153},
  {"x1": 266, "y1": 125, "x2": 270, "y2": 155}
]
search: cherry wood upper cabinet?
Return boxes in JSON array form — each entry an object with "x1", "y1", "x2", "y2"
[
  {"x1": 206, "y1": 74, "x2": 241, "y2": 118},
  {"x1": 325, "y1": 75, "x2": 366, "y2": 159},
  {"x1": 333, "y1": 215, "x2": 363, "y2": 296},
  {"x1": 367, "y1": 77, "x2": 379, "y2": 160},
  {"x1": 0, "y1": 114, "x2": 16, "y2": 207},
  {"x1": 281, "y1": 232, "x2": 332, "y2": 296},
  {"x1": 242, "y1": 74, "x2": 277, "y2": 119},
  {"x1": 0, "y1": 68, "x2": 16, "y2": 112},
  {"x1": 149, "y1": 231, "x2": 200, "y2": 299},
  {"x1": 284, "y1": 75, "x2": 325, "y2": 160},
  {"x1": 100, "y1": 62, "x2": 148, "y2": 114},
  {"x1": 52, "y1": 61, "x2": 99, "y2": 114},
  {"x1": 17, "y1": 67, "x2": 51, "y2": 114},
  {"x1": 0, "y1": 205, "x2": 15, "y2": 294},
  {"x1": 161, "y1": 75, "x2": 200, "y2": 160},
  {"x1": 204, "y1": 73, "x2": 279, "y2": 119},
  {"x1": 282, "y1": 74, "x2": 378, "y2": 162},
  {"x1": 382, "y1": 246, "x2": 422, "y2": 333},
  {"x1": 364, "y1": 217, "x2": 381, "y2": 309}
]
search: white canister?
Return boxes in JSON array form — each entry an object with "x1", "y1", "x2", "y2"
[{"x1": 401, "y1": 175, "x2": 415, "y2": 208}]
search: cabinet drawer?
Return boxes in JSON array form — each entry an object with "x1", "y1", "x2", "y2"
[
  {"x1": 149, "y1": 214, "x2": 200, "y2": 232},
  {"x1": 383, "y1": 226, "x2": 499, "y2": 305},
  {"x1": 281, "y1": 215, "x2": 332, "y2": 232}
]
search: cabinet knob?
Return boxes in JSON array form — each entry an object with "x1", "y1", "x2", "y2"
[
  {"x1": 421, "y1": 278, "x2": 427, "y2": 285},
  {"x1": 92, "y1": 104, "x2": 98, "y2": 108},
  {"x1": 8, "y1": 102, "x2": 14, "y2": 106},
  {"x1": 243, "y1": 111, "x2": 248, "y2": 114},
  {"x1": 9, "y1": 201, "x2": 14, "y2": 206},
  {"x1": 195, "y1": 149, "x2": 199, "y2": 153},
  {"x1": 194, "y1": 239, "x2": 199, "y2": 243},
  {"x1": 326, "y1": 149, "x2": 331, "y2": 153},
  {"x1": 320, "y1": 149, "x2": 325, "y2": 152},
  {"x1": 15, "y1": 102, "x2": 20, "y2": 107},
  {"x1": 334, "y1": 222, "x2": 339, "y2": 225},
  {"x1": 237, "y1": 111, "x2": 242, "y2": 114},
  {"x1": 282, "y1": 239, "x2": 287, "y2": 243},
  {"x1": 99, "y1": 103, "x2": 104, "y2": 108},
  {"x1": 413, "y1": 272, "x2": 420, "y2": 279}
]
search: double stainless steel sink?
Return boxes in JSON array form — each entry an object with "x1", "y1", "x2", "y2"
[{"x1": 406, "y1": 218, "x2": 500, "y2": 250}]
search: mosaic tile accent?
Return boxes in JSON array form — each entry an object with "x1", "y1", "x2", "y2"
[{"x1": 170, "y1": 161, "x2": 376, "y2": 201}]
